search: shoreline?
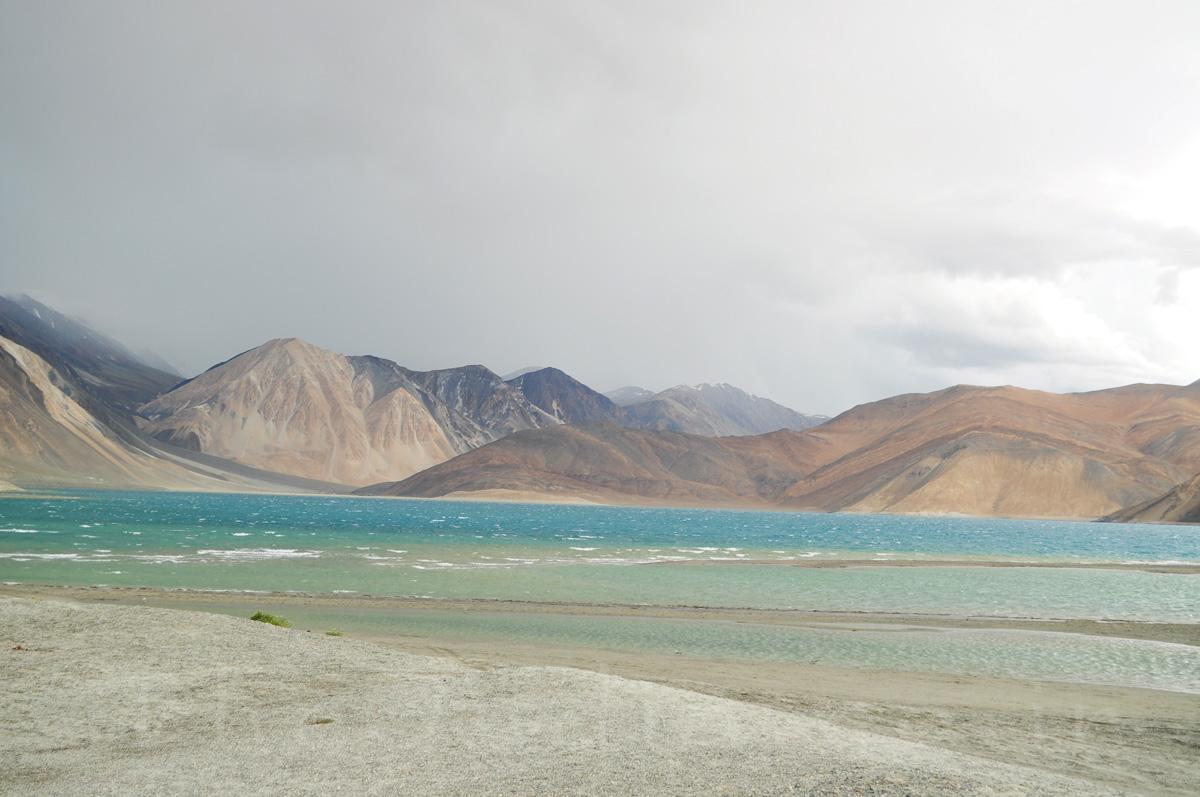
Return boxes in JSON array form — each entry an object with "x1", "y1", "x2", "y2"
[{"x1": 11, "y1": 482, "x2": 1196, "y2": 525}]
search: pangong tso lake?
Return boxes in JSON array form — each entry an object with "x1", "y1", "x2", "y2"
[{"x1": 3, "y1": 490, "x2": 1198, "y2": 695}]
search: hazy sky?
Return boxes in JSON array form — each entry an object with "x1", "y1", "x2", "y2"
[{"x1": 3, "y1": 1, "x2": 1199, "y2": 414}]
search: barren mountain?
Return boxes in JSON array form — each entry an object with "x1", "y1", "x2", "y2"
[
  {"x1": 134, "y1": 341, "x2": 828, "y2": 487},
  {"x1": 623, "y1": 383, "x2": 827, "y2": 436},
  {"x1": 364, "y1": 381, "x2": 1200, "y2": 519},
  {"x1": 138, "y1": 339, "x2": 559, "y2": 486},
  {"x1": 1104, "y1": 472, "x2": 1200, "y2": 524},
  {"x1": 779, "y1": 383, "x2": 1200, "y2": 517}
]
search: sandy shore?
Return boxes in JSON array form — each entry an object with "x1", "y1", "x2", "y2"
[
  {"x1": 2, "y1": 595, "x2": 1135, "y2": 796},
  {"x1": 2, "y1": 585, "x2": 1198, "y2": 794}
]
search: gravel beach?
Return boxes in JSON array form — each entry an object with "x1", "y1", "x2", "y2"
[{"x1": 1, "y1": 595, "x2": 1121, "y2": 796}]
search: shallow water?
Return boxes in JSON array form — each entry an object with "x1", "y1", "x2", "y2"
[{"x1": 211, "y1": 603, "x2": 1200, "y2": 694}]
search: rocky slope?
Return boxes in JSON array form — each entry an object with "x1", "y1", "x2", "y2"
[
  {"x1": 0, "y1": 295, "x2": 178, "y2": 416},
  {"x1": 364, "y1": 381, "x2": 1200, "y2": 519},
  {"x1": 1104, "y1": 472, "x2": 1200, "y2": 524},
  {"x1": 0, "y1": 335, "x2": 244, "y2": 490},
  {"x1": 506, "y1": 367, "x2": 626, "y2": 425}
]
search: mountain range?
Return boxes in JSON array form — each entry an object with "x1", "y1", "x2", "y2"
[
  {"x1": 362, "y1": 381, "x2": 1200, "y2": 519},
  {"x1": 2, "y1": 295, "x2": 1198, "y2": 522},
  {"x1": 0, "y1": 297, "x2": 825, "y2": 490}
]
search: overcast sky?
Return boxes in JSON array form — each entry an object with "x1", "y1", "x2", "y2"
[{"x1": 3, "y1": 1, "x2": 1199, "y2": 414}]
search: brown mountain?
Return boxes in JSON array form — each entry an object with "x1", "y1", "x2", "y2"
[
  {"x1": 361, "y1": 381, "x2": 1200, "y2": 519},
  {"x1": 1104, "y1": 473, "x2": 1200, "y2": 524},
  {"x1": 776, "y1": 383, "x2": 1200, "y2": 517}
]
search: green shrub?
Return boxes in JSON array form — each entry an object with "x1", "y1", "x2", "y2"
[
  {"x1": 325, "y1": 628, "x2": 344, "y2": 637},
  {"x1": 250, "y1": 611, "x2": 291, "y2": 628}
]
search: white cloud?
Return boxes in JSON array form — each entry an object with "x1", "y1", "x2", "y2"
[{"x1": 2, "y1": 1, "x2": 1199, "y2": 414}]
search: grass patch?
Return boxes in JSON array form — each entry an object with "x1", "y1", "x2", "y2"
[
  {"x1": 325, "y1": 628, "x2": 344, "y2": 637},
  {"x1": 250, "y1": 611, "x2": 291, "y2": 628}
]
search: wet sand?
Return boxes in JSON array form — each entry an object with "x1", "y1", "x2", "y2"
[{"x1": 3, "y1": 583, "x2": 1198, "y2": 794}]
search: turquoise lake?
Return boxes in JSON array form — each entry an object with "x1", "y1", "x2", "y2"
[
  {"x1": 4, "y1": 490, "x2": 1198, "y2": 693},
  {"x1": 2, "y1": 490, "x2": 1197, "y2": 621}
]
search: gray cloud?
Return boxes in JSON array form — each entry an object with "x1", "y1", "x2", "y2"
[{"x1": 3, "y1": 1, "x2": 1199, "y2": 415}]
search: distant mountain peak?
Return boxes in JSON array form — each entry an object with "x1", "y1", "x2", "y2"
[
  {"x1": 621, "y1": 382, "x2": 825, "y2": 436},
  {"x1": 258, "y1": 336, "x2": 317, "y2": 352},
  {"x1": 501, "y1": 365, "x2": 546, "y2": 380},
  {"x1": 605, "y1": 386, "x2": 656, "y2": 406}
]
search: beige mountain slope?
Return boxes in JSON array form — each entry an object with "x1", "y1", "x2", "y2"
[
  {"x1": 138, "y1": 338, "x2": 461, "y2": 486},
  {"x1": 364, "y1": 381, "x2": 1200, "y2": 519},
  {"x1": 1105, "y1": 472, "x2": 1200, "y2": 524},
  {"x1": 0, "y1": 336, "x2": 243, "y2": 490}
]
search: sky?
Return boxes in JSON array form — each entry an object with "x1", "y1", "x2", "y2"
[{"x1": 2, "y1": 1, "x2": 1199, "y2": 415}]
